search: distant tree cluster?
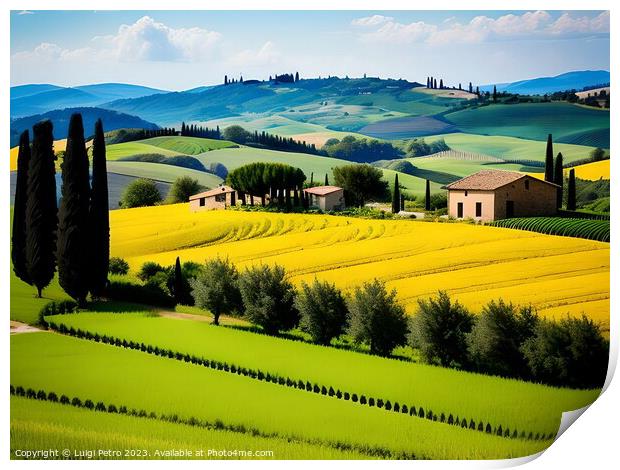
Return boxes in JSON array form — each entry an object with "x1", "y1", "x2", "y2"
[
  {"x1": 269, "y1": 72, "x2": 300, "y2": 83},
  {"x1": 322, "y1": 135, "x2": 402, "y2": 163},
  {"x1": 180, "y1": 122, "x2": 221, "y2": 139},
  {"x1": 112, "y1": 127, "x2": 177, "y2": 142},
  {"x1": 12, "y1": 114, "x2": 109, "y2": 305},
  {"x1": 426, "y1": 76, "x2": 440, "y2": 89},
  {"x1": 227, "y1": 162, "x2": 306, "y2": 208},
  {"x1": 222, "y1": 125, "x2": 320, "y2": 155},
  {"x1": 224, "y1": 75, "x2": 244, "y2": 85},
  {"x1": 406, "y1": 138, "x2": 450, "y2": 157}
]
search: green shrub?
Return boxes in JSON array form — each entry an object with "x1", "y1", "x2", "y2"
[
  {"x1": 296, "y1": 279, "x2": 348, "y2": 345},
  {"x1": 347, "y1": 279, "x2": 408, "y2": 356},
  {"x1": 120, "y1": 178, "x2": 162, "y2": 208},
  {"x1": 108, "y1": 257, "x2": 129, "y2": 275},
  {"x1": 190, "y1": 257, "x2": 242, "y2": 325},
  {"x1": 238, "y1": 264, "x2": 298, "y2": 335},
  {"x1": 167, "y1": 176, "x2": 205, "y2": 204},
  {"x1": 107, "y1": 280, "x2": 175, "y2": 308}
]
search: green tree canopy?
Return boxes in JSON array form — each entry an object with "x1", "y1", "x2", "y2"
[
  {"x1": 121, "y1": 178, "x2": 162, "y2": 208},
  {"x1": 332, "y1": 164, "x2": 388, "y2": 207}
]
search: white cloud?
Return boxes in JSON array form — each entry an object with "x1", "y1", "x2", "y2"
[
  {"x1": 227, "y1": 41, "x2": 280, "y2": 68},
  {"x1": 351, "y1": 15, "x2": 393, "y2": 27},
  {"x1": 547, "y1": 11, "x2": 609, "y2": 35},
  {"x1": 17, "y1": 10, "x2": 34, "y2": 15},
  {"x1": 357, "y1": 10, "x2": 608, "y2": 45},
  {"x1": 12, "y1": 16, "x2": 222, "y2": 64}
]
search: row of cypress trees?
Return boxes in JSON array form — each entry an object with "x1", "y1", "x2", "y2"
[{"x1": 12, "y1": 114, "x2": 109, "y2": 305}]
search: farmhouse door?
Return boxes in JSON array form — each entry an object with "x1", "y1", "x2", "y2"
[
  {"x1": 506, "y1": 200, "x2": 515, "y2": 218},
  {"x1": 457, "y1": 202, "x2": 463, "y2": 218}
]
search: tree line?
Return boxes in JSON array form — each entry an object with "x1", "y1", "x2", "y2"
[
  {"x1": 322, "y1": 135, "x2": 402, "y2": 163},
  {"x1": 543, "y1": 133, "x2": 577, "y2": 210},
  {"x1": 152, "y1": 257, "x2": 607, "y2": 389},
  {"x1": 11, "y1": 113, "x2": 110, "y2": 305},
  {"x1": 222, "y1": 125, "x2": 320, "y2": 155},
  {"x1": 180, "y1": 122, "x2": 221, "y2": 139}
]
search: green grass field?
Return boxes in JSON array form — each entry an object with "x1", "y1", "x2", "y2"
[
  {"x1": 140, "y1": 136, "x2": 237, "y2": 155},
  {"x1": 11, "y1": 397, "x2": 368, "y2": 460},
  {"x1": 46, "y1": 310, "x2": 600, "y2": 436},
  {"x1": 424, "y1": 133, "x2": 605, "y2": 164},
  {"x1": 443, "y1": 103, "x2": 609, "y2": 148},
  {"x1": 106, "y1": 142, "x2": 183, "y2": 161},
  {"x1": 107, "y1": 161, "x2": 223, "y2": 187},
  {"x1": 11, "y1": 333, "x2": 550, "y2": 459}
]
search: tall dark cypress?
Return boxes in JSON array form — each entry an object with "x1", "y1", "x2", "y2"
[
  {"x1": 544, "y1": 134, "x2": 554, "y2": 182},
  {"x1": 12, "y1": 130, "x2": 32, "y2": 284},
  {"x1": 173, "y1": 256, "x2": 184, "y2": 305},
  {"x1": 26, "y1": 120, "x2": 57, "y2": 297},
  {"x1": 57, "y1": 113, "x2": 91, "y2": 306},
  {"x1": 88, "y1": 119, "x2": 110, "y2": 298},
  {"x1": 324, "y1": 174, "x2": 329, "y2": 186},
  {"x1": 567, "y1": 169, "x2": 576, "y2": 211},
  {"x1": 553, "y1": 152, "x2": 564, "y2": 209},
  {"x1": 392, "y1": 174, "x2": 400, "y2": 214},
  {"x1": 425, "y1": 179, "x2": 431, "y2": 211}
]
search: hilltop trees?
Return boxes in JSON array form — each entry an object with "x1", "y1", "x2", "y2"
[
  {"x1": 409, "y1": 291, "x2": 474, "y2": 368},
  {"x1": 392, "y1": 174, "x2": 401, "y2": 213},
  {"x1": 296, "y1": 279, "x2": 348, "y2": 345},
  {"x1": 26, "y1": 120, "x2": 58, "y2": 297},
  {"x1": 553, "y1": 152, "x2": 564, "y2": 209},
  {"x1": 332, "y1": 164, "x2": 388, "y2": 207},
  {"x1": 88, "y1": 119, "x2": 110, "y2": 298},
  {"x1": 191, "y1": 257, "x2": 242, "y2": 325},
  {"x1": 347, "y1": 279, "x2": 408, "y2": 356},
  {"x1": 544, "y1": 134, "x2": 554, "y2": 182},
  {"x1": 12, "y1": 130, "x2": 32, "y2": 285},
  {"x1": 57, "y1": 113, "x2": 91, "y2": 306},
  {"x1": 238, "y1": 264, "x2": 299, "y2": 335},
  {"x1": 406, "y1": 138, "x2": 449, "y2": 157},
  {"x1": 180, "y1": 122, "x2": 220, "y2": 139},
  {"x1": 323, "y1": 135, "x2": 401, "y2": 163},
  {"x1": 567, "y1": 168, "x2": 577, "y2": 210}
]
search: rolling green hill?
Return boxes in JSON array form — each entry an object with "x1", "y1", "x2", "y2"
[
  {"x1": 140, "y1": 136, "x2": 237, "y2": 155},
  {"x1": 106, "y1": 161, "x2": 223, "y2": 187},
  {"x1": 442, "y1": 103, "x2": 609, "y2": 147},
  {"x1": 106, "y1": 142, "x2": 183, "y2": 160}
]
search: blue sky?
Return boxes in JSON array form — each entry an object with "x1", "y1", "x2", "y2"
[{"x1": 11, "y1": 10, "x2": 610, "y2": 90}]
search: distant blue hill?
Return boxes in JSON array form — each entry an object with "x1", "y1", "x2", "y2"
[
  {"x1": 10, "y1": 107, "x2": 159, "y2": 147},
  {"x1": 10, "y1": 83, "x2": 168, "y2": 118},
  {"x1": 480, "y1": 70, "x2": 610, "y2": 95}
]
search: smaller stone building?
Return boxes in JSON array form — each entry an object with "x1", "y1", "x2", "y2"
[
  {"x1": 189, "y1": 185, "x2": 237, "y2": 211},
  {"x1": 303, "y1": 186, "x2": 346, "y2": 211},
  {"x1": 444, "y1": 170, "x2": 558, "y2": 222}
]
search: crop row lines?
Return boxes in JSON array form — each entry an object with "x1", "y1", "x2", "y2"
[
  {"x1": 44, "y1": 319, "x2": 556, "y2": 443},
  {"x1": 9, "y1": 385, "x2": 400, "y2": 459}
]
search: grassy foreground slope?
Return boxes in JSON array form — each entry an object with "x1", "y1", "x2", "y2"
[
  {"x1": 11, "y1": 397, "x2": 367, "y2": 460},
  {"x1": 49, "y1": 310, "x2": 600, "y2": 435},
  {"x1": 109, "y1": 205, "x2": 610, "y2": 329},
  {"x1": 11, "y1": 333, "x2": 549, "y2": 459}
]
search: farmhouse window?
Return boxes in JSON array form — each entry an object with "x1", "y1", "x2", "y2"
[
  {"x1": 476, "y1": 202, "x2": 482, "y2": 217},
  {"x1": 525, "y1": 180, "x2": 530, "y2": 190},
  {"x1": 199, "y1": 198, "x2": 205, "y2": 207},
  {"x1": 464, "y1": 190, "x2": 468, "y2": 196},
  {"x1": 215, "y1": 193, "x2": 226, "y2": 202}
]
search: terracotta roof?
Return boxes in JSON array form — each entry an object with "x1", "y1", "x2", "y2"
[
  {"x1": 443, "y1": 170, "x2": 558, "y2": 191},
  {"x1": 189, "y1": 185, "x2": 235, "y2": 200},
  {"x1": 303, "y1": 185, "x2": 343, "y2": 196}
]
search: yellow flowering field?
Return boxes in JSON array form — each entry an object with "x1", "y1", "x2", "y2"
[{"x1": 110, "y1": 204, "x2": 609, "y2": 330}]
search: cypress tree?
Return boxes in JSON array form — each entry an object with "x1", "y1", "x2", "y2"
[
  {"x1": 439, "y1": 79, "x2": 443, "y2": 89},
  {"x1": 425, "y1": 179, "x2": 431, "y2": 211},
  {"x1": 26, "y1": 120, "x2": 57, "y2": 297},
  {"x1": 12, "y1": 130, "x2": 32, "y2": 284},
  {"x1": 493, "y1": 85, "x2": 497, "y2": 102},
  {"x1": 57, "y1": 113, "x2": 91, "y2": 306},
  {"x1": 567, "y1": 168, "x2": 576, "y2": 210},
  {"x1": 433, "y1": 78, "x2": 437, "y2": 89},
  {"x1": 392, "y1": 174, "x2": 400, "y2": 214},
  {"x1": 88, "y1": 119, "x2": 109, "y2": 298},
  {"x1": 544, "y1": 134, "x2": 554, "y2": 182},
  {"x1": 553, "y1": 152, "x2": 564, "y2": 209},
  {"x1": 173, "y1": 256, "x2": 184, "y2": 305},
  {"x1": 324, "y1": 174, "x2": 329, "y2": 186}
]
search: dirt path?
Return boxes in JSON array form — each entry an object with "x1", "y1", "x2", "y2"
[
  {"x1": 10, "y1": 321, "x2": 42, "y2": 334},
  {"x1": 158, "y1": 311, "x2": 250, "y2": 327}
]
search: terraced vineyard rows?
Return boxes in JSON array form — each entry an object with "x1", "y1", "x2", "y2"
[{"x1": 491, "y1": 218, "x2": 610, "y2": 243}]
